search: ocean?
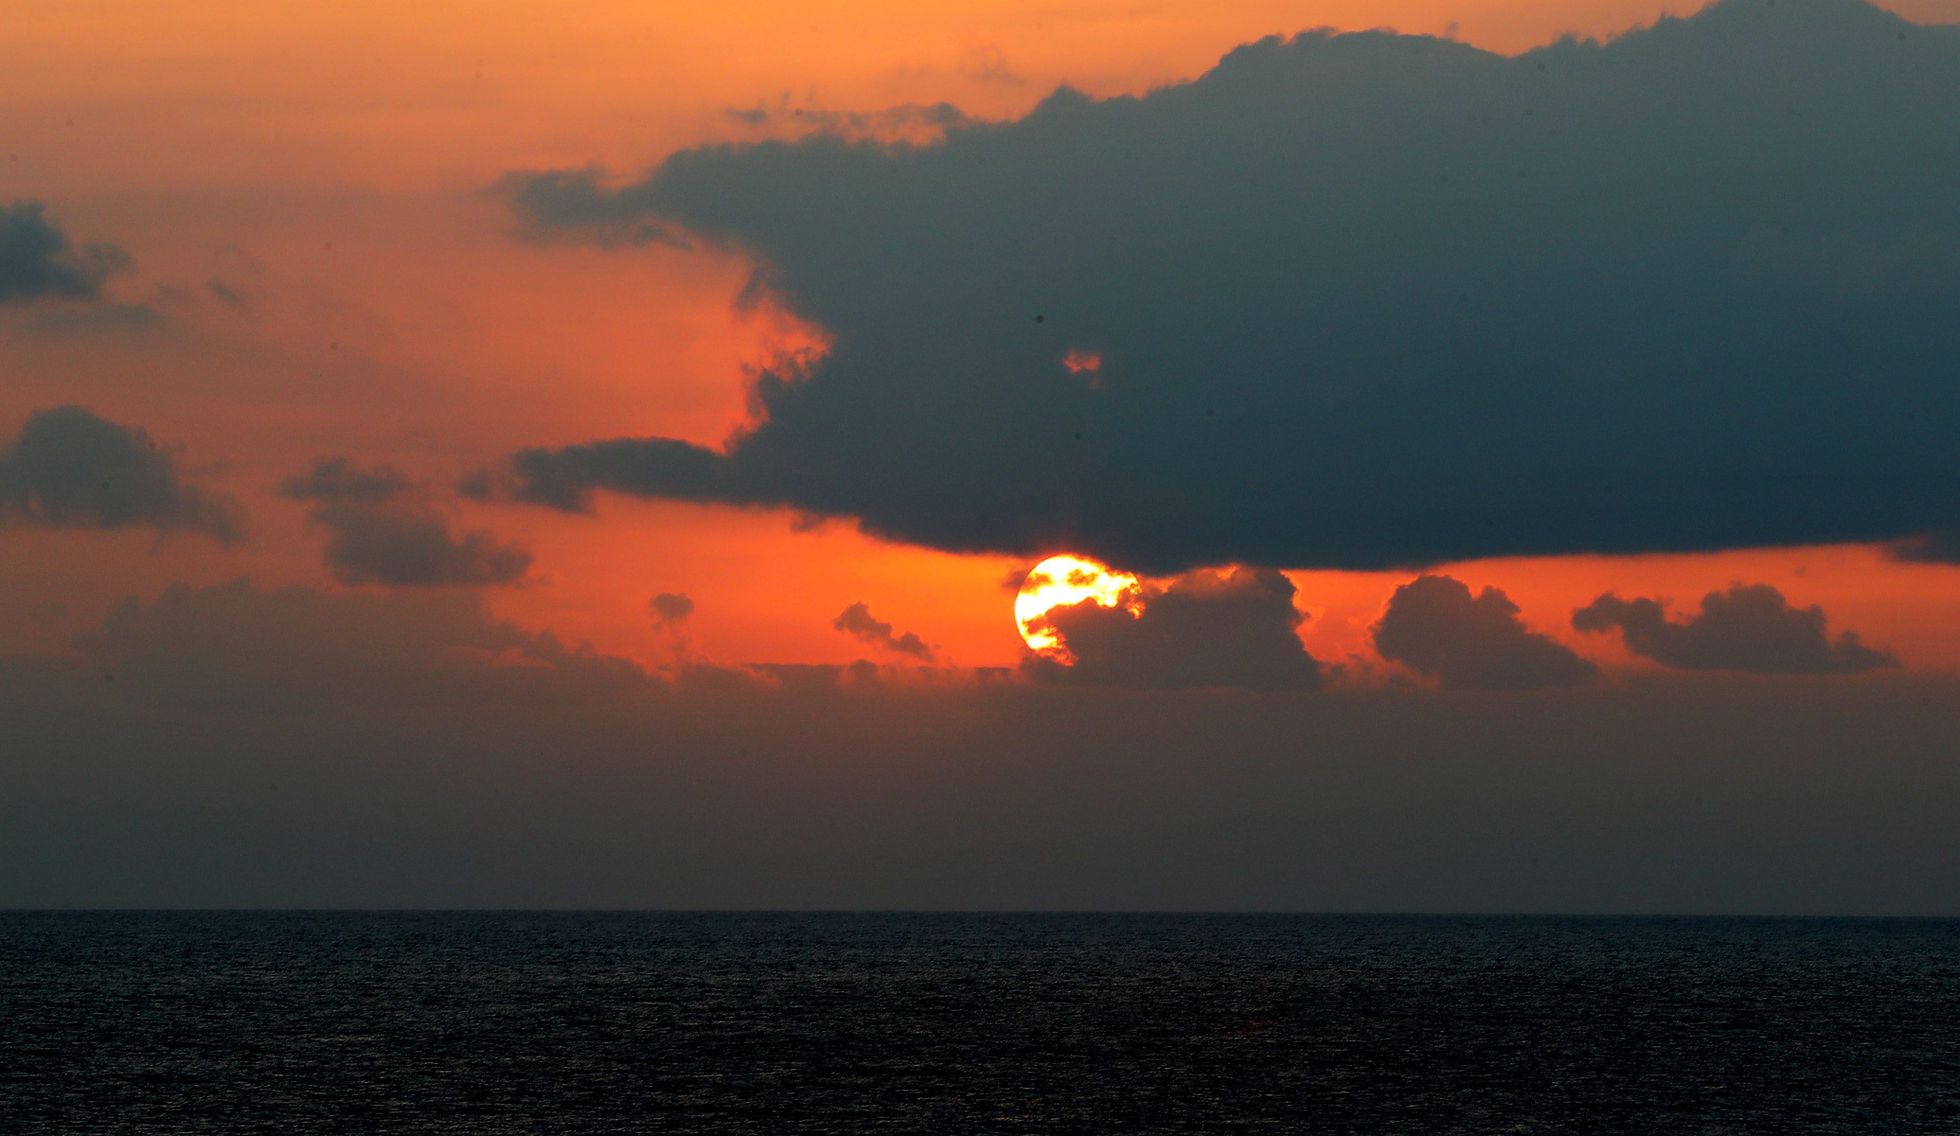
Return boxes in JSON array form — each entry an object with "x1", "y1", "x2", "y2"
[{"x1": 3, "y1": 912, "x2": 1956, "y2": 1133}]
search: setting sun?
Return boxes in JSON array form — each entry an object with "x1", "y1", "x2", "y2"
[{"x1": 1014, "y1": 554, "x2": 1143, "y2": 655}]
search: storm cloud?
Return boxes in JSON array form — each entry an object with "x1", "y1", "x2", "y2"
[
  {"x1": 1023, "y1": 566, "x2": 1322, "y2": 690},
  {"x1": 281, "y1": 457, "x2": 531, "y2": 587},
  {"x1": 1373, "y1": 575, "x2": 1596, "y2": 690},
  {"x1": 498, "y1": 0, "x2": 1960, "y2": 573},
  {"x1": 0, "y1": 201, "x2": 130, "y2": 303},
  {"x1": 0, "y1": 406, "x2": 241, "y2": 541},
  {"x1": 1572, "y1": 583, "x2": 1897, "y2": 675}
]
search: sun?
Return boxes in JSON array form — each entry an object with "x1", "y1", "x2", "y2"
[{"x1": 1015, "y1": 555, "x2": 1143, "y2": 655}]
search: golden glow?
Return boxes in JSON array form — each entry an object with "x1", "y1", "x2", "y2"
[{"x1": 1015, "y1": 554, "x2": 1142, "y2": 656}]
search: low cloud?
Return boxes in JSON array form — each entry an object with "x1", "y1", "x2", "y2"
[
  {"x1": 833, "y1": 601, "x2": 936, "y2": 661},
  {"x1": 0, "y1": 406, "x2": 241, "y2": 542},
  {"x1": 5, "y1": 583, "x2": 1959, "y2": 911},
  {"x1": 281, "y1": 457, "x2": 531, "y2": 588},
  {"x1": 1023, "y1": 566, "x2": 1321, "y2": 690},
  {"x1": 1573, "y1": 584, "x2": 1896, "y2": 675},
  {"x1": 1373, "y1": 575, "x2": 1596, "y2": 691},
  {"x1": 0, "y1": 201, "x2": 131, "y2": 303}
]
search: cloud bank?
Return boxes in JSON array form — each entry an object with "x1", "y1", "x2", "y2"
[
  {"x1": 79, "y1": 579, "x2": 650, "y2": 714},
  {"x1": 2, "y1": 579, "x2": 1956, "y2": 911},
  {"x1": 1573, "y1": 583, "x2": 1896, "y2": 675},
  {"x1": 0, "y1": 407, "x2": 241, "y2": 541},
  {"x1": 498, "y1": 0, "x2": 1960, "y2": 572}
]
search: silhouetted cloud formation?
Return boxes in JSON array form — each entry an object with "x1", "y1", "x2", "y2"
[
  {"x1": 281, "y1": 457, "x2": 530, "y2": 587},
  {"x1": 498, "y1": 0, "x2": 1960, "y2": 572},
  {"x1": 0, "y1": 406, "x2": 241, "y2": 541},
  {"x1": 1573, "y1": 584, "x2": 1896, "y2": 675},
  {"x1": 1373, "y1": 575, "x2": 1596, "y2": 690},
  {"x1": 1024, "y1": 566, "x2": 1321, "y2": 690},
  {"x1": 0, "y1": 201, "x2": 130, "y2": 303},
  {"x1": 833, "y1": 601, "x2": 935, "y2": 660},
  {"x1": 651, "y1": 592, "x2": 695, "y2": 624}
]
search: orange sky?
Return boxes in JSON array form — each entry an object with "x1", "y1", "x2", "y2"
[{"x1": 1, "y1": 0, "x2": 1954, "y2": 676}]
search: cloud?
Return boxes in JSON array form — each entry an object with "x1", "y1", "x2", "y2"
[
  {"x1": 498, "y1": 169, "x2": 692, "y2": 248},
  {"x1": 1572, "y1": 583, "x2": 1896, "y2": 675},
  {"x1": 0, "y1": 406, "x2": 241, "y2": 541},
  {"x1": 79, "y1": 579, "x2": 649, "y2": 713},
  {"x1": 719, "y1": 98, "x2": 972, "y2": 143},
  {"x1": 281, "y1": 457, "x2": 531, "y2": 587},
  {"x1": 1023, "y1": 566, "x2": 1321, "y2": 690},
  {"x1": 0, "y1": 200, "x2": 131, "y2": 303},
  {"x1": 651, "y1": 592, "x2": 696, "y2": 624},
  {"x1": 1889, "y1": 529, "x2": 1960, "y2": 565},
  {"x1": 279, "y1": 456, "x2": 413, "y2": 505},
  {"x1": 1372, "y1": 575, "x2": 1597, "y2": 690},
  {"x1": 5, "y1": 588, "x2": 1960, "y2": 910},
  {"x1": 958, "y1": 45, "x2": 1023, "y2": 86},
  {"x1": 833, "y1": 601, "x2": 935, "y2": 661},
  {"x1": 495, "y1": 0, "x2": 1960, "y2": 573}
]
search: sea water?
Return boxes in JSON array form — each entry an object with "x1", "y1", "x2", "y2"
[{"x1": 3, "y1": 912, "x2": 1956, "y2": 1133}]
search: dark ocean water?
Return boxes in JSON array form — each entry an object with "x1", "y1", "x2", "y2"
[{"x1": 2, "y1": 913, "x2": 1956, "y2": 1134}]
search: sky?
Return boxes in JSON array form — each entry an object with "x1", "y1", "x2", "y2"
[{"x1": 1, "y1": 0, "x2": 1956, "y2": 911}]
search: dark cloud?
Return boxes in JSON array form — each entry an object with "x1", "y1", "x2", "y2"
[
  {"x1": 1373, "y1": 575, "x2": 1597, "y2": 690},
  {"x1": 1889, "y1": 530, "x2": 1960, "y2": 565},
  {"x1": 4, "y1": 585, "x2": 1959, "y2": 910},
  {"x1": 0, "y1": 200, "x2": 131, "y2": 303},
  {"x1": 651, "y1": 592, "x2": 696, "y2": 624},
  {"x1": 1572, "y1": 583, "x2": 1896, "y2": 675},
  {"x1": 0, "y1": 406, "x2": 241, "y2": 541},
  {"x1": 1023, "y1": 566, "x2": 1321, "y2": 690},
  {"x1": 205, "y1": 278, "x2": 250, "y2": 311},
  {"x1": 279, "y1": 457, "x2": 412, "y2": 505},
  {"x1": 308, "y1": 506, "x2": 532, "y2": 588},
  {"x1": 496, "y1": 0, "x2": 1960, "y2": 573},
  {"x1": 281, "y1": 457, "x2": 531, "y2": 587},
  {"x1": 833, "y1": 601, "x2": 936, "y2": 661},
  {"x1": 497, "y1": 170, "x2": 690, "y2": 249}
]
